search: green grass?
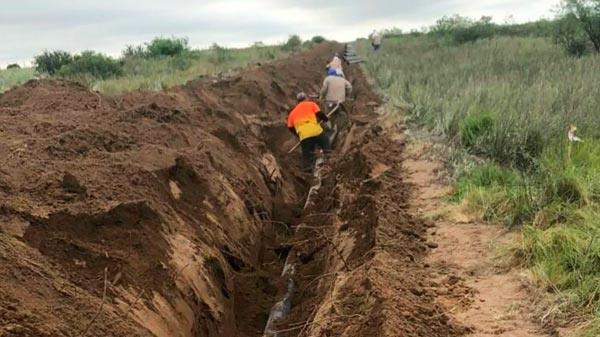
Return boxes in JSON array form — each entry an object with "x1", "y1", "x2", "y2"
[
  {"x1": 0, "y1": 67, "x2": 35, "y2": 93},
  {"x1": 360, "y1": 35, "x2": 600, "y2": 335}
]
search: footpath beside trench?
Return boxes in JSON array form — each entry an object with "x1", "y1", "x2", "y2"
[{"x1": 401, "y1": 136, "x2": 552, "y2": 337}]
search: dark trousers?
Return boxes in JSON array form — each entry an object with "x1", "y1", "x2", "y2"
[{"x1": 300, "y1": 133, "x2": 331, "y2": 171}]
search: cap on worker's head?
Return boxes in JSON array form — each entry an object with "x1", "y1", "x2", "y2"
[
  {"x1": 327, "y1": 68, "x2": 337, "y2": 76},
  {"x1": 296, "y1": 92, "x2": 307, "y2": 101}
]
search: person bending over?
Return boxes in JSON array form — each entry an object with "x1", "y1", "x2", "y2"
[{"x1": 287, "y1": 92, "x2": 331, "y2": 172}]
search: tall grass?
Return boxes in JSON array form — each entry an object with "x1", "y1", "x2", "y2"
[
  {"x1": 361, "y1": 35, "x2": 600, "y2": 335},
  {"x1": 0, "y1": 67, "x2": 35, "y2": 93},
  {"x1": 1, "y1": 44, "x2": 291, "y2": 95},
  {"x1": 361, "y1": 36, "x2": 600, "y2": 168},
  {"x1": 94, "y1": 45, "x2": 288, "y2": 94}
]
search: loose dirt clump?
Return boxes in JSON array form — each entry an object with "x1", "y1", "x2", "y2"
[{"x1": 1, "y1": 42, "x2": 466, "y2": 337}]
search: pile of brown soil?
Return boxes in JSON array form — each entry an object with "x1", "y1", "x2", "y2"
[{"x1": 0, "y1": 42, "x2": 464, "y2": 337}]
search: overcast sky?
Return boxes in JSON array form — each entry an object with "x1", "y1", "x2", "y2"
[{"x1": 1, "y1": 0, "x2": 558, "y2": 67}]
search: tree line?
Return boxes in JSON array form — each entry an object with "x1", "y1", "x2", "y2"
[
  {"x1": 381, "y1": 0, "x2": 600, "y2": 57},
  {"x1": 28, "y1": 35, "x2": 327, "y2": 80}
]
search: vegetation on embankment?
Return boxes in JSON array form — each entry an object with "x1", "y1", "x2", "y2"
[
  {"x1": 361, "y1": 19, "x2": 600, "y2": 337},
  {"x1": 1, "y1": 34, "x2": 324, "y2": 95},
  {"x1": 0, "y1": 67, "x2": 36, "y2": 93}
]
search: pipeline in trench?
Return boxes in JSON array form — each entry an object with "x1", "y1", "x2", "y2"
[
  {"x1": 263, "y1": 158, "x2": 326, "y2": 337},
  {"x1": 260, "y1": 100, "x2": 347, "y2": 337}
]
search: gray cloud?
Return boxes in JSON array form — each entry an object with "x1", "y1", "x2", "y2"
[{"x1": 0, "y1": 0, "x2": 557, "y2": 67}]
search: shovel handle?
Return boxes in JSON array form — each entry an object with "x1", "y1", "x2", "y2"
[{"x1": 287, "y1": 103, "x2": 341, "y2": 154}]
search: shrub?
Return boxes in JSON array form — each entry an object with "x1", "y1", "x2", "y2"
[
  {"x1": 34, "y1": 50, "x2": 73, "y2": 75},
  {"x1": 302, "y1": 40, "x2": 314, "y2": 48},
  {"x1": 209, "y1": 43, "x2": 231, "y2": 69},
  {"x1": 452, "y1": 17, "x2": 496, "y2": 44},
  {"x1": 6, "y1": 64, "x2": 20, "y2": 70},
  {"x1": 311, "y1": 36, "x2": 326, "y2": 44},
  {"x1": 282, "y1": 35, "x2": 302, "y2": 51},
  {"x1": 453, "y1": 24, "x2": 495, "y2": 44},
  {"x1": 461, "y1": 112, "x2": 495, "y2": 149},
  {"x1": 122, "y1": 44, "x2": 147, "y2": 59},
  {"x1": 146, "y1": 37, "x2": 189, "y2": 57},
  {"x1": 58, "y1": 51, "x2": 122, "y2": 80},
  {"x1": 429, "y1": 14, "x2": 473, "y2": 36}
]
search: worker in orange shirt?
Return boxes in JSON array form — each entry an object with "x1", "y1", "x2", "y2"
[{"x1": 287, "y1": 92, "x2": 331, "y2": 172}]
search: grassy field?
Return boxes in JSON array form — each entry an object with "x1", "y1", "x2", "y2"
[
  {"x1": 94, "y1": 45, "x2": 289, "y2": 94},
  {"x1": 360, "y1": 35, "x2": 600, "y2": 335},
  {"x1": 0, "y1": 44, "x2": 291, "y2": 95},
  {"x1": 0, "y1": 67, "x2": 36, "y2": 93}
]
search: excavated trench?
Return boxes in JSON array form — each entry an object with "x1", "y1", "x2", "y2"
[
  {"x1": 0, "y1": 41, "x2": 463, "y2": 337},
  {"x1": 0, "y1": 42, "x2": 372, "y2": 337}
]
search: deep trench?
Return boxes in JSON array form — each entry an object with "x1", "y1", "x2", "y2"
[
  {"x1": 223, "y1": 105, "x2": 353, "y2": 337},
  {"x1": 7, "y1": 43, "x2": 366, "y2": 337}
]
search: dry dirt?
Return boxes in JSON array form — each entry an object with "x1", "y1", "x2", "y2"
[
  {"x1": 402, "y1": 138, "x2": 554, "y2": 337},
  {"x1": 0, "y1": 42, "x2": 467, "y2": 337}
]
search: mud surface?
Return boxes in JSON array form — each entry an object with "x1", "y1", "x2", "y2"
[{"x1": 1, "y1": 43, "x2": 462, "y2": 337}]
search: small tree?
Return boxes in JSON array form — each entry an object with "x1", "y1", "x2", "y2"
[
  {"x1": 34, "y1": 50, "x2": 73, "y2": 75},
  {"x1": 282, "y1": 35, "x2": 302, "y2": 51},
  {"x1": 6, "y1": 64, "x2": 20, "y2": 70},
  {"x1": 561, "y1": 0, "x2": 600, "y2": 52},
  {"x1": 145, "y1": 37, "x2": 190, "y2": 57},
  {"x1": 58, "y1": 51, "x2": 122, "y2": 79},
  {"x1": 555, "y1": 13, "x2": 590, "y2": 56}
]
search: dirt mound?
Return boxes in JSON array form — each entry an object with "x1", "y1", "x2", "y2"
[
  {"x1": 0, "y1": 79, "x2": 105, "y2": 113},
  {"x1": 0, "y1": 43, "x2": 464, "y2": 337}
]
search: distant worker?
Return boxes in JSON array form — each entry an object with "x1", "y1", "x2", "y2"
[
  {"x1": 287, "y1": 92, "x2": 331, "y2": 172},
  {"x1": 326, "y1": 52, "x2": 344, "y2": 77},
  {"x1": 320, "y1": 68, "x2": 352, "y2": 106},
  {"x1": 370, "y1": 30, "x2": 382, "y2": 51}
]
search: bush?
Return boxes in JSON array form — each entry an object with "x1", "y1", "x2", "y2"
[
  {"x1": 429, "y1": 14, "x2": 473, "y2": 36},
  {"x1": 282, "y1": 35, "x2": 302, "y2": 52},
  {"x1": 208, "y1": 43, "x2": 231, "y2": 69},
  {"x1": 146, "y1": 37, "x2": 189, "y2": 57},
  {"x1": 302, "y1": 40, "x2": 314, "y2": 48},
  {"x1": 453, "y1": 24, "x2": 495, "y2": 44},
  {"x1": 122, "y1": 45, "x2": 147, "y2": 59},
  {"x1": 6, "y1": 64, "x2": 20, "y2": 70},
  {"x1": 311, "y1": 36, "x2": 326, "y2": 44},
  {"x1": 58, "y1": 51, "x2": 122, "y2": 80},
  {"x1": 34, "y1": 50, "x2": 73, "y2": 75},
  {"x1": 452, "y1": 16, "x2": 495, "y2": 44}
]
